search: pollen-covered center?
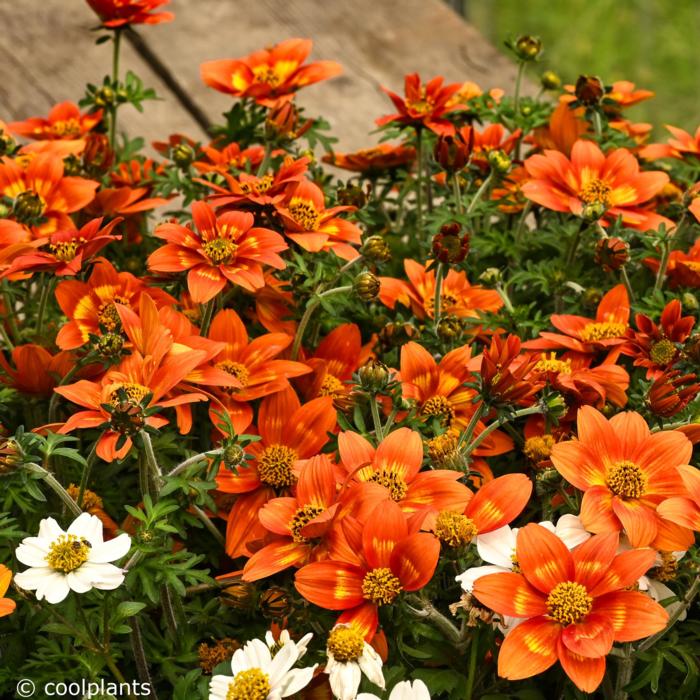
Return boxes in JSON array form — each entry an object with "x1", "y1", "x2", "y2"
[
  {"x1": 510, "y1": 553, "x2": 521, "y2": 573},
  {"x1": 546, "y1": 581, "x2": 592, "y2": 625},
  {"x1": 579, "y1": 178, "x2": 612, "y2": 208},
  {"x1": 361, "y1": 567, "x2": 402, "y2": 605},
  {"x1": 252, "y1": 65, "x2": 284, "y2": 88},
  {"x1": 240, "y1": 174, "x2": 274, "y2": 195},
  {"x1": 407, "y1": 88, "x2": 435, "y2": 115},
  {"x1": 535, "y1": 352, "x2": 572, "y2": 374},
  {"x1": 649, "y1": 338, "x2": 677, "y2": 366},
  {"x1": 109, "y1": 382, "x2": 150, "y2": 408},
  {"x1": 217, "y1": 360, "x2": 250, "y2": 392},
  {"x1": 607, "y1": 460, "x2": 647, "y2": 499},
  {"x1": 203, "y1": 238, "x2": 238, "y2": 265},
  {"x1": 49, "y1": 238, "x2": 86, "y2": 262},
  {"x1": 327, "y1": 625, "x2": 365, "y2": 663},
  {"x1": 368, "y1": 468, "x2": 408, "y2": 501},
  {"x1": 434, "y1": 511, "x2": 477, "y2": 547},
  {"x1": 49, "y1": 118, "x2": 82, "y2": 139},
  {"x1": 288, "y1": 198, "x2": 320, "y2": 231},
  {"x1": 97, "y1": 295, "x2": 130, "y2": 331},
  {"x1": 579, "y1": 321, "x2": 626, "y2": 343},
  {"x1": 226, "y1": 668, "x2": 270, "y2": 700},
  {"x1": 258, "y1": 444, "x2": 298, "y2": 488},
  {"x1": 524, "y1": 435, "x2": 556, "y2": 463},
  {"x1": 46, "y1": 534, "x2": 91, "y2": 573},
  {"x1": 289, "y1": 504, "x2": 325, "y2": 544},
  {"x1": 421, "y1": 395, "x2": 455, "y2": 425},
  {"x1": 319, "y1": 374, "x2": 345, "y2": 399}
]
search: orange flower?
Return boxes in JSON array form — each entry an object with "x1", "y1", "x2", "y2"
[
  {"x1": 472, "y1": 524, "x2": 667, "y2": 692},
  {"x1": 457, "y1": 124, "x2": 521, "y2": 171},
  {"x1": 147, "y1": 200, "x2": 287, "y2": 303},
  {"x1": 550, "y1": 406, "x2": 694, "y2": 549},
  {"x1": 242, "y1": 454, "x2": 341, "y2": 581},
  {"x1": 86, "y1": 0, "x2": 173, "y2": 27},
  {"x1": 200, "y1": 39, "x2": 342, "y2": 107},
  {"x1": 0, "y1": 344, "x2": 74, "y2": 397},
  {"x1": 8, "y1": 101, "x2": 102, "y2": 142},
  {"x1": 193, "y1": 142, "x2": 266, "y2": 175},
  {"x1": 338, "y1": 427, "x2": 470, "y2": 515},
  {"x1": 522, "y1": 139, "x2": 670, "y2": 230},
  {"x1": 524, "y1": 284, "x2": 630, "y2": 360},
  {"x1": 376, "y1": 73, "x2": 462, "y2": 134},
  {"x1": 217, "y1": 387, "x2": 336, "y2": 558},
  {"x1": 645, "y1": 236, "x2": 700, "y2": 289},
  {"x1": 295, "y1": 499, "x2": 440, "y2": 639},
  {"x1": 87, "y1": 186, "x2": 170, "y2": 217},
  {"x1": 322, "y1": 144, "x2": 416, "y2": 174},
  {"x1": 379, "y1": 259, "x2": 503, "y2": 322},
  {"x1": 530, "y1": 101, "x2": 589, "y2": 156},
  {"x1": 647, "y1": 370, "x2": 700, "y2": 418},
  {"x1": 205, "y1": 309, "x2": 311, "y2": 433},
  {"x1": 0, "y1": 565, "x2": 15, "y2": 618},
  {"x1": 55, "y1": 258, "x2": 176, "y2": 350},
  {"x1": 2, "y1": 217, "x2": 122, "y2": 278},
  {"x1": 55, "y1": 346, "x2": 208, "y2": 462},
  {"x1": 276, "y1": 180, "x2": 362, "y2": 260},
  {"x1": 640, "y1": 124, "x2": 700, "y2": 161},
  {"x1": 622, "y1": 300, "x2": 695, "y2": 378},
  {"x1": 0, "y1": 154, "x2": 98, "y2": 236},
  {"x1": 400, "y1": 341, "x2": 513, "y2": 455},
  {"x1": 254, "y1": 274, "x2": 297, "y2": 335},
  {"x1": 657, "y1": 464, "x2": 700, "y2": 532},
  {"x1": 109, "y1": 158, "x2": 164, "y2": 188}
]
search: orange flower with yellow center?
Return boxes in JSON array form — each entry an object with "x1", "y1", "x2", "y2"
[{"x1": 8, "y1": 101, "x2": 102, "y2": 142}]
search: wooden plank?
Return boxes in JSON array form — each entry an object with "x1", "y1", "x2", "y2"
[{"x1": 0, "y1": 0, "x2": 528, "y2": 151}]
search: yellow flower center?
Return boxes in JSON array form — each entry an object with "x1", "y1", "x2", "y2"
[
  {"x1": 427, "y1": 292, "x2": 458, "y2": 315},
  {"x1": 434, "y1": 511, "x2": 478, "y2": 547},
  {"x1": 579, "y1": 178, "x2": 612, "y2": 208},
  {"x1": 97, "y1": 295, "x2": 130, "y2": 332},
  {"x1": 327, "y1": 625, "x2": 365, "y2": 663},
  {"x1": 288, "y1": 198, "x2": 320, "y2": 231},
  {"x1": 258, "y1": 445, "x2": 298, "y2": 488},
  {"x1": 46, "y1": 534, "x2": 91, "y2": 573},
  {"x1": 49, "y1": 118, "x2": 82, "y2": 138},
  {"x1": 226, "y1": 668, "x2": 270, "y2": 700},
  {"x1": 217, "y1": 360, "x2": 250, "y2": 392},
  {"x1": 535, "y1": 352, "x2": 572, "y2": 374},
  {"x1": 49, "y1": 238, "x2": 85, "y2": 262},
  {"x1": 361, "y1": 567, "x2": 402, "y2": 605},
  {"x1": 607, "y1": 460, "x2": 647, "y2": 499},
  {"x1": 524, "y1": 435, "x2": 556, "y2": 462},
  {"x1": 319, "y1": 374, "x2": 346, "y2": 399},
  {"x1": 579, "y1": 321, "x2": 626, "y2": 343},
  {"x1": 407, "y1": 88, "x2": 435, "y2": 115},
  {"x1": 203, "y1": 238, "x2": 238, "y2": 265},
  {"x1": 427, "y1": 430, "x2": 461, "y2": 467},
  {"x1": 652, "y1": 552, "x2": 679, "y2": 582},
  {"x1": 546, "y1": 581, "x2": 592, "y2": 625},
  {"x1": 289, "y1": 504, "x2": 325, "y2": 544},
  {"x1": 649, "y1": 338, "x2": 677, "y2": 366},
  {"x1": 368, "y1": 468, "x2": 408, "y2": 501},
  {"x1": 240, "y1": 174, "x2": 274, "y2": 195},
  {"x1": 110, "y1": 382, "x2": 150, "y2": 408},
  {"x1": 252, "y1": 64, "x2": 284, "y2": 89},
  {"x1": 421, "y1": 395, "x2": 455, "y2": 425},
  {"x1": 510, "y1": 553, "x2": 521, "y2": 573}
]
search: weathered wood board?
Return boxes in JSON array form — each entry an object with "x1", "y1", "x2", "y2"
[{"x1": 0, "y1": 0, "x2": 527, "y2": 150}]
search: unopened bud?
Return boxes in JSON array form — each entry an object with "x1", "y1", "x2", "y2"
[
  {"x1": 541, "y1": 70, "x2": 561, "y2": 91},
  {"x1": 514, "y1": 35, "x2": 542, "y2": 61},
  {"x1": 353, "y1": 271, "x2": 380, "y2": 301},
  {"x1": 357, "y1": 359, "x2": 391, "y2": 393},
  {"x1": 575, "y1": 75, "x2": 605, "y2": 106},
  {"x1": 434, "y1": 133, "x2": 471, "y2": 173},
  {"x1": 487, "y1": 149, "x2": 511, "y2": 174},
  {"x1": 172, "y1": 143, "x2": 195, "y2": 168},
  {"x1": 594, "y1": 236, "x2": 629, "y2": 272},
  {"x1": 361, "y1": 235, "x2": 391, "y2": 263},
  {"x1": 431, "y1": 222, "x2": 470, "y2": 264},
  {"x1": 13, "y1": 190, "x2": 45, "y2": 223}
]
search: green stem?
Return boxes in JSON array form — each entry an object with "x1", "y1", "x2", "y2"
[
  {"x1": 199, "y1": 298, "x2": 216, "y2": 336},
  {"x1": 140, "y1": 431, "x2": 163, "y2": 496},
  {"x1": 463, "y1": 405, "x2": 542, "y2": 458},
  {"x1": 653, "y1": 236, "x2": 672, "y2": 294},
  {"x1": 415, "y1": 127, "x2": 424, "y2": 235},
  {"x1": 48, "y1": 357, "x2": 87, "y2": 423},
  {"x1": 256, "y1": 141, "x2": 273, "y2": 177},
  {"x1": 25, "y1": 463, "x2": 83, "y2": 517},
  {"x1": 192, "y1": 504, "x2": 224, "y2": 545},
  {"x1": 513, "y1": 61, "x2": 525, "y2": 118},
  {"x1": 453, "y1": 173, "x2": 464, "y2": 215},
  {"x1": 130, "y1": 618, "x2": 156, "y2": 698},
  {"x1": 1, "y1": 281, "x2": 20, "y2": 343},
  {"x1": 35, "y1": 276, "x2": 54, "y2": 339},
  {"x1": 465, "y1": 627, "x2": 479, "y2": 700},
  {"x1": 433, "y1": 263, "x2": 445, "y2": 327},
  {"x1": 514, "y1": 200, "x2": 532, "y2": 247},
  {"x1": 613, "y1": 643, "x2": 634, "y2": 700},
  {"x1": 109, "y1": 29, "x2": 122, "y2": 150},
  {"x1": 620, "y1": 265, "x2": 635, "y2": 302},
  {"x1": 593, "y1": 109, "x2": 604, "y2": 139},
  {"x1": 456, "y1": 402, "x2": 487, "y2": 454},
  {"x1": 370, "y1": 396, "x2": 384, "y2": 441},
  {"x1": 77, "y1": 441, "x2": 99, "y2": 508},
  {"x1": 290, "y1": 285, "x2": 353, "y2": 359},
  {"x1": 167, "y1": 448, "x2": 222, "y2": 479},
  {"x1": 0, "y1": 320, "x2": 14, "y2": 350},
  {"x1": 565, "y1": 222, "x2": 585, "y2": 268},
  {"x1": 466, "y1": 171, "x2": 494, "y2": 215}
]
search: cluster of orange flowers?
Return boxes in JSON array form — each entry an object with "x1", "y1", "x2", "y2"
[{"x1": 1, "y1": 3, "x2": 700, "y2": 698}]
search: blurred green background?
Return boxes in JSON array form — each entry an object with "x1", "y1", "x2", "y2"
[{"x1": 452, "y1": 0, "x2": 700, "y2": 135}]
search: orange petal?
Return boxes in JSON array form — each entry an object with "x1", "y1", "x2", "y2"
[
  {"x1": 561, "y1": 613, "x2": 614, "y2": 658},
  {"x1": 389, "y1": 532, "x2": 440, "y2": 591},
  {"x1": 374, "y1": 427, "x2": 423, "y2": 482},
  {"x1": 556, "y1": 637, "x2": 606, "y2": 693},
  {"x1": 497, "y1": 617, "x2": 560, "y2": 680},
  {"x1": 588, "y1": 548, "x2": 657, "y2": 597},
  {"x1": 579, "y1": 485, "x2": 620, "y2": 534},
  {"x1": 338, "y1": 601, "x2": 379, "y2": 641},
  {"x1": 592, "y1": 590, "x2": 668, "y2": 642},
  {"x1": 362, "y1": 500, "x2": 408, "y2": 568},
  {"x1": 516, "y1": 523, "x2": 574, "y2": 593},
  {"x1": 467, "y1": 473, "x2": 532, "y2": 534},
  {"x1": 572, "y1": 532, "x2": 619, "y2": 591},
  {"x1": 295, "y1": 561, "x2": 365, "y2": 610},
  {"x1": 657, "y1": 496, "x2": 700, "y2": 531},
  {"x1": 611, "y1": 497, "x2": 658, "y2": 547},
  {"x1": 242, "y1": 540, "x2": 308, "y2": 581},
  {"x1": 472, "y1": 572, "x2": 548, "y2": 618}
]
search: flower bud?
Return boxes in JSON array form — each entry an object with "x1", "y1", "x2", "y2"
[
  {"x1": 13, "y1": 190, "x2": 45, "y2": 224},
  {"x1": 0, "y1": 438, "x2": 22, "y2": 476},
  {"x1": 220, "y1": 581, "x2": 255, "y2": 610},
  {"x1": 575, "y1": 75, "x2": 605, "y2": 106},
  {"x1": 437, "y1": 315, "x2": 463, "y2": 341},
  {"x1": 353, "y1": 271, "x2": 380, "y2": 301},
  {"x1": 431, "y1": 222, "x2": 470, "y2": 264},
  {"x1": 62, "y1": 154, "x2": 82, "y2": 176},
  {"x1": 514, "y1": 35, "x2": 542, "y2": 61},
  {"x1": 171, "y1": 142, "x2": 195, "y2": 168},
  {"x1": 260, "y1": 586, "x2": 292, "y2": 618},
  {"x1": 337, "y1": 184, "x2": 367, "y2": 208},
  {"x1": 361, "y1": 235, "x2": 391, "y2": 263},
  {"x1": 223, "y1": 444, "x2": 245, "y2": 470},
  {"x1": 0, "y1": 131, "x2": 17, "y2": 157},
  {"x1": 82, "y1": 132, "x2": 114, "y2": 175},
  {"x1": 434, "y1": 133, "x2": 470, "y2": 173},
  {"x1": 265, "y1": 101, "x2": 309, "y2": 140},
  {"x1": 594, "y1": 236, "x2": 629, "y2": 272},
  {"x1": 682, "y1": 292, "x2": 699, "y2": 312},
  {"x1": 479, "y1": 267, "x2": 503, "y2": 285},
  {"x1": 487, "y1": 149, "x2": 511, "y2": 174},
  {"x1": 543, "y1": 392, "x2": 568, "y2": 420},
  {"x1": 581, "y1": 200, "x2": 607, "y2": 221},
  {"x1": 377, "y1": 322, "x2": 420, "y2": 350},
  {"x1": 95, "y1": 332, "x2": 125, "y2": 359},
  {"x1": 540, "y1": 70, "x2": 562, "y2": 91},
  {"x1": 94, "y1": 86, "x2": 116, "y2": 107},
  {"x1": 357, "y1": 359, "x2": 391, "y2": 393}
]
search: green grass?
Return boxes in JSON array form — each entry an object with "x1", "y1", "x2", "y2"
[{"x1": 463, "y1": 0, "x2": 700, "y2": 135}]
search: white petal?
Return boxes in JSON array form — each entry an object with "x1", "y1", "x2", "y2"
[
  {"x1": 15, "y1": 538, "x2": 50, "y2": 567},
  {"x1": 538, "y1": 520, "x2": 556, "y2": 533},
  {"x1": 38, "y1": 517, "x2": 65, "y2": 542},
  {"x1": 268, "y1": 642, "x2": 297, "y2": 686},
  {"x1": 37, "y1": 571, "x2": 71, "y2": 604},
  {"x1": 209, "y1": 674, "x2": 233, "y2": 700},
  {"x1": 279, "y1": 665, "x2": 317, "y2": 697},
  {"x1": 230, "y1": 647, "x2": 252, "y2": 676},
  {"x1": 295, "y1": 632, "x2": 313, "y2": 657},
  {"x1": 328, "y1": 662, "x2": 361, "y2": 700},
  {"x1": 78, "y1": 562, "x2": 125, "y2": 590},
  {"x1": 358, "y1": 646, "x2": 385, "y2": 689},
  {"x1": 356, "y1": 696, "x2": 381, "y2": 700},
  {"x1": 14, "y1": 566, "x2": 53, "y2": 591},
  {"x1": 475, "y1": 526, "x2": 516, "y2": 568},
  {"x1": 88, "y1": 533, "x2": 131, "y2": 563},
  {"x1": 554, "y1": 514, "x2": 591, "y2": 549},
  {"x1": 393, "y1": 680, "x2": 430, "y2": 700},
  {"x1": 243, "y1": 638, "x2": 273, "y2": 674},
  {"x1": 66, "y1": 569, "x2": 94, "y2": 593},
  {"x1": 456, "y1": 564, "x2": 507, "y2": 592},
  {"x1": 68, "y1": 513, "x2": 104, "y2": 545}
]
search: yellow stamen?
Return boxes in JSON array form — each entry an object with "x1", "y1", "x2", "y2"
[
  {"x1": 288, "y1": 198, "x2": 320, "y2": 231},
  {"x1": 226, "y1": 668, "x2": 270, "y2": 700},
  {"x1": 535, "y1": 352, "x2": 572, "y2": 374},
  {"x1": 421, "y1": 395, "x2": 455, "y2": 425},
  {"x1": 46, "y1": 534, "x2": 90, "y2": 573},
  {"x1": 258, "y1": 445, "x2": 298, "y2": 488},
  {"x1": 523, "y1": 435, "x2": 556, "y2": 463},
  {"x1": 579, "y1": 321, "x2": 626, "y2": 343},
  {"x1": 607, "y1": 460, "x2": 646, "y2": 499},
  {"x1": 289, "y1": 504, "x2": 325, "y2": 544},
  {"x1": 546, "y1": 581, "x2": 592, "y2": 625},
  {"x1": 368, "y1": 469, "x2": 408, "y2": 501},
  {"x1": 327, "y1": 625, "x2": 365, "y2": 663},
  {"x1": 362, "y1": 567, "x2": 402, "y2": 605},
  {"x1": 203, "y1": 238, "x2": 238, "y2": 265},
  {"x1": 434, "y1": 511, "x2": 477, "y2": 547},
  {"x1": 579, "y1": 178, "x2": 612, "y2": 208}
]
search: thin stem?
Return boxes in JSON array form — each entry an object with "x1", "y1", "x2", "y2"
[
  {"x1": 130, "y1": 618, "x2": 157, "y2": 699},
  {"x1": 25, "y1": 463, "x2": 82, "y2": 517},
  {"x1": 513, "y1": 200, "x2": 532, "y2": 247},
  {"x1": 192, "y1": 504, "x2": 224, "y2": 545},
  {"x1": 453, "y1": 173, "x2": 464, "y2": 215},
  {"x1": 620, "y1": 265, "x2": 635, "y2": 303},
  {"x1": 369, "y1": 396, "x2": 384, "y2": 441},
  {"x1": 1, "y1": 281, "x2": 20, "y2": 343},
  {"x1": 513, "y1": 61, "x2": 525, "y2": 118},
  {"x1": 290, "y1": 285, "x2": 353, "y2": 359},
  {"x1": 382, "y1": 405, "x2": 399, "y2": 435},
  {"x1": 456, "y1": 402, "x2": 487, "y2": 454},
  {"x1": 256, "y1": 141, "x2": 273, "y2": 177},
  {"x1": 199, "y1": 298, "x2": 216, "y2": 337},
  {"x1": 109, "y1": 29, "x2": 122, "y2": 150},
  {"x1": 465, "y1": 626, "x2": 479, "y2": 700},
  {"x1": 463, "y1": 405, "x2": 542, "y2": 457},
  {"x1": 48, "y1": 358, "x2": 87, "y2": 422},
  {"x1": 415, "y1": 127, "x2": 424, "y2": 235},
  {"x1": 0, "y1": 320, "x2": 14, "y2": 350},
  {"x1": 140, "y1": 431, "x2": 163, "y2": 495},
  {"x1": 77, "y1": 441, "x2": 99, "y2": 508},
  {"x1": 167, "y1": 448, "x2": 222, "y2": 479},
  {"x1": 433, "y1": 263, "x2": 445, "y2": 327},
  {"x1": 653, "y1": 236, "x2": 672, "y2": 294},
  {"x1": 565, "y1": 222, "x2": 585, "y2": 268},
  {"x1": 593, "y1": 109, "x2": 604, "y2": 139},
  {"x1": 35, "y1": 275, "x2": 54, "y2": 339},
  {"x1": 160, "y1": 583, "x2": 179, "y2": 637},
  {"x1": 466, "y1": 171, "x2": 494, "y2": 215},
  {"x1": 613, "y1": 643, "x2": 634, "y2": 700}
]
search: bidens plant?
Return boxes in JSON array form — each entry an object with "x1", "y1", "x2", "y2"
[{"x1": 0, "y1": 7, "x2": 699, "y2": 700}]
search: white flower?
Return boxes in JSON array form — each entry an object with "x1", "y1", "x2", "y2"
[
  {"x1": 14, "y1": 512, "x2": 131, "y2": 604},
  {"x1": 266, "y1": 629, "x2": 313, "y2": 658},
  {"x1": 325, "y1": 624, "x2": 384, "y2": 700},
  {"x1": 210, "y1": 636, "x2": 316, "y2": 700},
  {"x1": 455, "y1": 514, "x2": 590, "y2": 592},
  {"x1": 357, "y1": 678, "x2": 431, "y2": 700}
]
